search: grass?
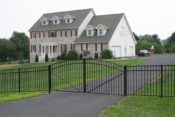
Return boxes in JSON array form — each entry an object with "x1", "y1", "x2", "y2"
[
  {"x1": 0, "y1": 59, "x2": 144, "y2": 103},
  {"x1": 99, "y1": 63, "x2": 175, "y2": 117},
  {"x1": 99, "y1": 96, "x2": 175, "y2": 117},
  {"x1": 0, "y1": 92, "x2": 46, "y2": 104}
]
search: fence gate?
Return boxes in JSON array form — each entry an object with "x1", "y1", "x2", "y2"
[{"x1": 50, "y1": 59, "x2": 124, "y2": 95}]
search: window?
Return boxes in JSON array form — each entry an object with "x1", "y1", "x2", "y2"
[
  {"x1": 100, "y1": 43, "x2": 103, "y2": 51},
  {"x1": 39, "y1": 45, "x2": 41, "y2": 53},
  {"x1": 70, "y1": 44, "x2": 75, "y2": 50},
  {"x1": 40, "y1": 17, "x2": 48, "y2": 26},
  {"x1": 64, "y1": 14, "x2": 74, "y2": 24},
  {"x1": 86, "y1": 43, "x2": 88, "y2": 50},
  {"x1": 49, "y1": 31, "x2": 56, "y2": 37},
  {"x1": 98, "y1": 29, "x2": 103, "y2": 36},
  {"x1": 86, "y1": 25, "x2": 94, "y2": 36},
  {"x1": 87, "y1": 30, "x2": 92, "y2": 36},
  {"x1": 81, "y1": 44, "x2": 83, "y2": 51},
  {"x1": 75, "y1": 30, "x2": 77, "y2": 36},
  {"x1": 95, "y1": 43, "x2": 97, "y2": 51},
  {"x1": 96, "y1": 24, "x2": 107, "y2": 36},
  {"x1": 43, "y1": 32, "x2": 45, "y2": 38},
  {"x1": 39, "y1": 32, "x2": 41, "y2": 38},
  {"x1": 66, "y1": 19, "x2": 70, "y2": 23},
  {"x1": 61, "y1": 44, "x2": 67, "y2": 52},
  {"x1": 52, "y1": 16, "x2": 60, "y2": 25},
  {"x1": 32, "y1": 33, "x2": 36, "y2": 38},
  {"x1": 65, "y1": 31, "x2": 67, "y2": 37},
  {"x1": 61, "y1": 31, "x2": 62, "y2": 37},
  {"x1": 70, "y1": 30, "x2": 72, "y2": 36},
  {"x1": 53, "y1": 46, "x2": 56, "y2": 53}
]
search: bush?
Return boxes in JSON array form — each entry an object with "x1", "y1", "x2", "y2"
[
  {"x1": 45, "y1": 53, "x2": 49, "y2": 62},
  {"x1": 61, "y1": 52, "x2": 67, "y2": 60},
  {"x1": 79, "y1": 54, "x2": 82, "y2": 59},
  {"x1": 66, "y1": 50, "x2": 78, "y2": 60},
  {"x1": 101, "y1": 49, "x2": 113, "y2": 59},
  {"x1": 94, "y1": 53, "x2": 98, "y2": 59},
  {"x1": 35, "y1": 55, "x2": 38, "y2": 62}
]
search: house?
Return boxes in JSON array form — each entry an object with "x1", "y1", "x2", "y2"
[{"x1": 29, "y1": 8, "x2": 136, "y2": 62}]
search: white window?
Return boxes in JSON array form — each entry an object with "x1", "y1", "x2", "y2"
[
  {"x1": 64, "y1": 14, "x2": 74, "y2": 24},
  {"x1": 40, "y1": 17, "x2": 48, "y2": 26},
  {"x1": 96, "y1": 24, "x2": 108, "y2": 36},
  {"x1": 86, "y1": 25, "x2": 94, "y2": 36},
  {"x1": 52, "y1": 16, "x2": 60, "y2": 25}
]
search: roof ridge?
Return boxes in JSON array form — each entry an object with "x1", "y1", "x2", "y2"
[
  {"x1": 95, "y1": 13, "x2": 124, "y2": 17},
  {"x1": 43, "y1": 8, "x2": 93, "y2": 15}
]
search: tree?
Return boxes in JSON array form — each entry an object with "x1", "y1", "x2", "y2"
[
  {"x1": 0, "y1": 39, "x2": 17, "y2": 62},
  {"x1": 45, "y1": 53, "x2": 49, "y2": 62},
  {"x1": 10, "y1": 31, "x2": 29, "y2": 59},
  {"x1": 101, "y1": 49, "x2": 113, "y2": 59}
]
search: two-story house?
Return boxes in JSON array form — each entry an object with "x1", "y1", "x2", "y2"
[{"x1": 29, "y1": 8, "x2": 136, "y2": 62}]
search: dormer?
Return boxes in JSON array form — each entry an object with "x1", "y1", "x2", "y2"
[
  {"x1": 64, "y1": 14, "x2": 74, "y2": 24},
  {"x1": 40, "y1": 16, "x2": 48, "y2": 26},
  {"x1": 96, "y1": 24, "x2": 108, "y2": 36},
  {"x1": 51, "y1": 16, "x2": 60, "y2": 25},
  {"x1": 85, "y1": 25, "x2": 94, "y2": 36}
]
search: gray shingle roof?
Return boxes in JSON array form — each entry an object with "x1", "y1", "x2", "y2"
[
  {"x1": 29, "y1": 9, "x2": 93, "y2": 31},
  {"x1": 75, "y1": 14, "x2": 124, "y2": 43}
]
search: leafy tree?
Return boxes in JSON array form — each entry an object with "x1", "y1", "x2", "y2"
[
  {"x1": 10, "y1": 31, "x2": 29, "y2": 59},
  {"x1": 45, "y1": 53, "x2": 49, "y2": 62},
  {"x1": 164, "y1": 32, "x2": 175, "y2": 53},
  {"x1": 0, "y1": 39, "x2": 17, "y2": 62},
  {"x1": 101, "y1": 49, "x2": 113, "y2": 59},
  {"x1": 66, "y1": 50, "x2": 78, "y2": 60}
]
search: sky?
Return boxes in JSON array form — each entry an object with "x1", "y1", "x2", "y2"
[{"x1": 0, "y1": 0, "x2": 175, "y2": 40}]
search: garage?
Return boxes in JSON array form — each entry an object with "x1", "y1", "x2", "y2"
[{"x1": 110, "y1": 46, "x2": 121, "y2": 57}]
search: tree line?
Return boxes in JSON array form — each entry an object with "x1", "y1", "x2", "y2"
[
  {"x1": 134, "y1": 32, "x2": 175, "y2": 54},
  {"x1": 0, "y1": 31, "x2": 29, "y2": 62}
]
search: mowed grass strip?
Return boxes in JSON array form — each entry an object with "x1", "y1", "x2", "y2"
[{"x1": 99, "y1": 64, "x2": 175, "y2": 117}]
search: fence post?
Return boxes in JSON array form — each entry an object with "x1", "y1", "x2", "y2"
[
  {"x1": 83, "y1": 59, "x2": 86, "y2": 93},
  {"x1": 124, "y1": 65, "x2": 127, "y2": 96},
  {"x1": 160, "y1": 65, "x2": 163, "y2": 98},
  {"x1": 18, "y1": 68, "x2": 21, "y2": 93},
  {"x1": 48, "y1": 65, "x2": 51, "y2": 94}
]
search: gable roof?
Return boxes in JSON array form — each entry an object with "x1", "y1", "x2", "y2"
[
  {"x1": 29, "y1": 8, "x2": 93, "y2": 31},
  {"x1": 75, "y1": 13, "x2": 124, "y2": 43}
]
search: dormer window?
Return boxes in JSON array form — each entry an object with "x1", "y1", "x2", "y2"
[
  {"x1": 64, "y1": 14, "x2": 74, "y2": 24},
  {"x1": 52, "y1": 16, "x2": 60, "y2": 25},
  {"x1": 96, "y1": 24, "x2": 108, "y2": 36},
  {"x1": 40, "y1": 17, "x2": 48, "y2": 26},
  {"x1": 86, "y1": 25, "x2": 94, "y2": 36}
]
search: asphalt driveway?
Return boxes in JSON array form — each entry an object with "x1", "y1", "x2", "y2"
[{"x1": 0, "y1": 54, "x2": 175, "y2": 117}]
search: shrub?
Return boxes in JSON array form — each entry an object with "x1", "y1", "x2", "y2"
[
  {"x1": 82, "y1": 50, "x2": 90, "y2": 58},
  {"x1": 35, "y1": 55, "x2": 38, "y2": 62},
  {"x1": 79, "y1": 54, "x2": 82, "y2": 59},
  {"x1": 101, "y1": 49, "x2": 113, "y2": 59},
  {"x1": 66, "y1": 50, "x2": 78, "y2": 60},
  {"x1": 45, "y1": 53, "x2": 49, "y2": 62},
  {"x1": 61, "y1": 52, "x2": 67, "y2": 60},
  {"x1": 94, "y1": 53, "x2": 98, "y2": 59}
]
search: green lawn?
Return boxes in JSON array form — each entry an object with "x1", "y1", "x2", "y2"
[
  {"x1": 0, "y1": 92, "x2": 46, "y2": 104},
  {"x1": 0, "y1": 59, "x2": 144, "y2": 103},
  {"x1": 99, "y1": 63, "x2": 175, "y2": 117}
]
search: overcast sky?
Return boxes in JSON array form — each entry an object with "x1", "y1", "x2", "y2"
[{"x1": 0, "y1": 0, "x2": 175, "y2": 39}]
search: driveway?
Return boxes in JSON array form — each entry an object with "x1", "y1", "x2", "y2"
[{"x1": 0, "y1": 54, "x2": 175, "y2": 117}]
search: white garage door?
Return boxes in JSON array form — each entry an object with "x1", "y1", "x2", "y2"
[
  {"x1": 111, "y1": 46, "x2": 121, "y2": 57},
  {"x1": 129, "y1": 46, "x2": 134, "y2": 56}
]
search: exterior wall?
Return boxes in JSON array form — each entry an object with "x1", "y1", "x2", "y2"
[
  {"x1": 30, "y1": 29, "x2": 77, "y2": 62},
  {"x1": 77, "y1": 10, "x2": 95, "y2": 37},
  {"x1": 109, "y1": 15, "x2": 136, "y2": 57}
]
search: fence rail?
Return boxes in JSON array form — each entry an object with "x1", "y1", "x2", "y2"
[{"x1": 0, "y1": 60, "x2": 174, "y2": 97}]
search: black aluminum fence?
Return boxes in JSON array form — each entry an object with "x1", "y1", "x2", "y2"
[{"x1": 0, "y1": 60, "x2": 174, "y2": 97}]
